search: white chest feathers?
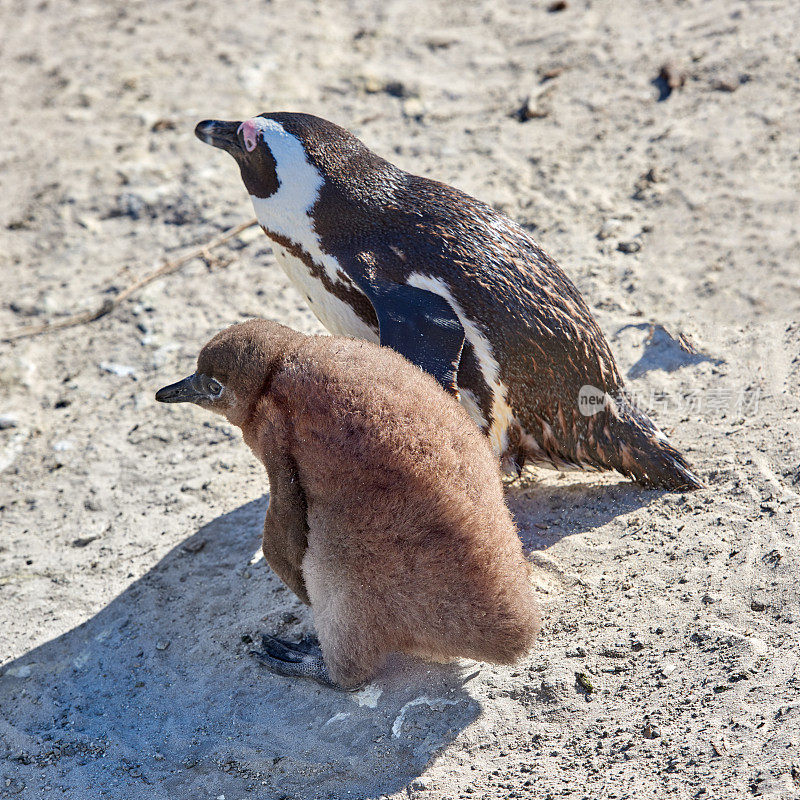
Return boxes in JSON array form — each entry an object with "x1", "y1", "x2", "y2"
[
  {"x1": 242, "y1": 116, "x2": 378, "y2": 342},
  {"x1": 245, "y1": 117, "x2": 345, "y2": 285},
  {"x1": 272, "y1": 244, "x2": 378, "y2": 342}
]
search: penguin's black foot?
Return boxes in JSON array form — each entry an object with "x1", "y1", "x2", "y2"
[{"x1": 250, "y1": 633, "x2": 336, "y2": 688}]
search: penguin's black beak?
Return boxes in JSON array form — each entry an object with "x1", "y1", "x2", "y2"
[
  {"x1": 195, "y1": 120, "x2": 242, "y2": 155},
  {"x1": 155, "y1": 373, "x2": 206, "y2": 404}
]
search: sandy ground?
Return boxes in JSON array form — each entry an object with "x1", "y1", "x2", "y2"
[{"x1": 1, "y1": 0, "x2": 799, "y2": 797}]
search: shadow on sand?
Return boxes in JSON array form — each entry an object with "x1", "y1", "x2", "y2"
[
  {"x1": 0, "y1": 499, "x2": 481, "y2": 800},
  {"x1": 506, "y1": 472, "x2": 662, "y2": 553},
  {"x1": 0, "y1": 476, "x2": 658, "y2": 799}
]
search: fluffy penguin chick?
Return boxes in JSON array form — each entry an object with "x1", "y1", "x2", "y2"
[{"x1": 156, "y1": 319, "x2": 541, "y2": 689}]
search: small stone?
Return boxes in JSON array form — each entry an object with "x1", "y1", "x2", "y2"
[
  {"x1": 547, "y1": 0, "x2": 568, "y2": 10},
  {"x1": 424, "y1": 34, "x2": 458, "y2": 50},
  {"x1": 576, "y1": 672, "x2": 596, "y2": 694},
  {"x1": 643, "y1": 720, "x2": 661, "y2": 739},
  {"x1": 384, "y1": 80, "x2": 410, "y2": 98},
  {"x1": 540, "y1": 65, "x2": 566, "y2": 82},
  {"x1": 660, "y1": 660, "x2": 677, "y2": 677},
  {"x1": 155, "y1": 640, "x2": 170, "y2": 651},
  {"x1": 72, "y1": 536, "x2": 99, "y2": 548},
  {"x1": 618, "y1": 240, "x2": 641, "y2": 254},
  {"x1": 362, "y1": 77, "x2": 413, "y2": 98},
  {"x1": 658, "y1": 61, "x2": 686, "y2": 92},
  {"x1": 750, "y1": 598, "x2": 768, "y2": 612},
  {"x1": 0, "y1": 414, "x2": 19, "y2": 430},
  {"x1": 362, "y1": 76, "x2": 383, "y2": 94},
  {"x1": 402, "y1": 97, "x2": 425, "y2": 119},
  {"x1": 713, "y1": 75, "x2": 748, "y2": 93},
  {"x1": 100, "y1": 362, "x2": 137, "y2": 378},
  {"x1": 151, "y1": 118, "x2": 177, "y2": 132},
  {"x1": 183, "y1": 539, "x2": 206, "y2": 554},
  {"x1": 597, "y1": 218, "x2": 623, "y2": 240}
]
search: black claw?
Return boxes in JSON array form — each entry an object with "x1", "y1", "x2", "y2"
[
  {"x1": 250, "y1": 649, "x2": 273, "y2": 665},
  {"x1": 295, "y1": 634, "x2": 320, "y2": 654},
  {"x1": 258, "y1": 633, "x2": 304, "y2": 662}
]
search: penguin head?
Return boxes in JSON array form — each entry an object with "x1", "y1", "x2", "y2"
[
  {"x1": 194, "y1": 116, "x2": 284, "y2": 199},
  {"x1": 195, "y1": 113, "x2": 395, "y2": 218},
  {"x1": 156, "y1": 319, "x2": 299, "y2": 428}
]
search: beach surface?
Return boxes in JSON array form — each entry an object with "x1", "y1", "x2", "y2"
[{"x1": 1, "y1": 0, "x2": 799, "y2": 797}]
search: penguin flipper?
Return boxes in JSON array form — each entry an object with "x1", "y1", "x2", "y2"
[{"x1": 361, "y1": 281, "x2": 466, "y2": 394}]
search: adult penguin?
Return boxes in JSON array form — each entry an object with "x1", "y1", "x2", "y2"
[{"x1": 194, "y1": 113, "x2": 702, "y2": 490}]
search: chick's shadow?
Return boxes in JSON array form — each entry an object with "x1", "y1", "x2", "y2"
[{"x1": 0, "y1": 498, "x2": 479, "y2": 800}]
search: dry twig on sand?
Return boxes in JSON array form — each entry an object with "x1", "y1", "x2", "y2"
[{"x1": 1, "y1": 217, "x2": 258, "y2": 343}]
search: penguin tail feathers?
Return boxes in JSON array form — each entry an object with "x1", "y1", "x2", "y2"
[{"x1": 604, "y1": 401, "x2": 703, "y2": 491}]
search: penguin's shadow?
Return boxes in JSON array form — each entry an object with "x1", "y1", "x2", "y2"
[
  {"x1": 0, "y1": 498, "x2": 479, "y2": 800},
  {"x1": 505, "y1": 474, "x2": 661, "y2": 552},
  {"x1": 612, "y1": 322, "x2": 720, "y2": 380}
]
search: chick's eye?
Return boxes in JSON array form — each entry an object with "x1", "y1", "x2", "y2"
[{"x1": 207, "y1": 378, "x2": 222, "y2": 395}]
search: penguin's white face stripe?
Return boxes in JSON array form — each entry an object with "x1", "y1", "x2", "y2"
[
  {"x1": 405, "y1": 273, "x2": 514, "y2": 454},
  {"x1": 243, "y1": 117, "x2": 346, "y2": 286}
]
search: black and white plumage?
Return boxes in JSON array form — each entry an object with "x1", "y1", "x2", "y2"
[{"x1": 194, "y1": 113, "x2": 701, "y2": 490}]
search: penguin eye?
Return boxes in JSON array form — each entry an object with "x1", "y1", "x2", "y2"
[{"x1": 207, "y1": 378, "x2": 223, "y2": 396}]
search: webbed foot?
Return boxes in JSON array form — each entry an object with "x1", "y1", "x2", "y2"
[{"x1": 250, "y1": 633, "x2": 336, "y2": 688}]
